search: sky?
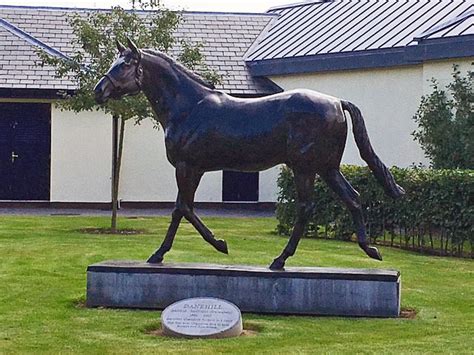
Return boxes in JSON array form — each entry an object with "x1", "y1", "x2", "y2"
[{"x1": 0, "y1": 0, "x2": 297, "y2": 12}]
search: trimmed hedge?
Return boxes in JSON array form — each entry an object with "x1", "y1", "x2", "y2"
[{"x1": 276, "y1": 165, "x2": 473, "y2": 257}]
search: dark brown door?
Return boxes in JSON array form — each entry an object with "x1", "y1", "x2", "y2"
[
  {"x1": 222, "y1": 171, "x2": 259, "y2": 202},
  {"x1": 0, "y1": 103, "x2": 51, "y2": 200}
]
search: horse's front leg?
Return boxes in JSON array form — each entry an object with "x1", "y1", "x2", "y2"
[
  {"x1": 147, "y1": 200, "x2": 183, "y2": 263},
  {"x1": 176, "y1": 162, "x2": 228, "y2": 254}
]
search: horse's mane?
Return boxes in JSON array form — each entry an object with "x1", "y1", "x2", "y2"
[{"x1": 142, "y1": 49, "x2": 215, "y2": 89}]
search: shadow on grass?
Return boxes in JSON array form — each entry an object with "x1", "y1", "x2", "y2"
[
  {"x1": 78, "y1": 228, "x2": 148, "y2": 235},
  {"x1": 400, "y1": 307, "x2": 417, "y2": 319},
  {"x1": 125, "y1": 217, "x2": 156, "y2": 220},
  {"x1": 143, "y1": 321, "x2": 263, "y2": 338},
  {"x1": 71, "y1": 293, "x2": 416, "y2": 320},
  {"x1": 72, "y1": 297, "x2": 86, "y2": 309}
]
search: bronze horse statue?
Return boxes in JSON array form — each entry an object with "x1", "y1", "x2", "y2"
[{"x1": 94, "y1": 38, "x2": 405, "y2": 270}]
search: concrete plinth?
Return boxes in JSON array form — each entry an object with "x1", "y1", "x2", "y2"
[{"x1": 86, "y1": 261, "x2": 401, "y2": 317}]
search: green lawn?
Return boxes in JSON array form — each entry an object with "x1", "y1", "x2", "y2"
[{"x1": 0, "y1": 216, "x2": 472, "y2": 354}]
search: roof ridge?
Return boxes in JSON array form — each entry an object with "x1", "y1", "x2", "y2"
[
  {"x1": 414, "y1": 7, "x2": 474, "y2": 41},
  {"x1": 268, "y1": 0, "x2": 472, "y2": 12},
  {"x1": 243, "y1": 15, "x2": 281, "y2": 60},
  {"x1": 0, "y1": 4, "x2": 275, "y2": 17},
  {"x1": 0, "y1": 17, "x2": 70, "y2": 61},
  {"x1": 182, "y1": 10, "x2": 276, "y2": 16},
  {"x1": 268, "y1": 0, "x2": 333, "y2": 12}
]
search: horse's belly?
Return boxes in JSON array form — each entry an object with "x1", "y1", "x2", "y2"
[
  {"x1": 181, "y1": 133, "x2": 286, "y2": 172},
  {"x1": 211, "y1": 139, "x2": 286, "y2": 171}
]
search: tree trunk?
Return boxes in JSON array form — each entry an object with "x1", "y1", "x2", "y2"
[
  {"x1": 440, "y1": 229, "x2": 445, "y2": 256},
  {"x1": 444, "y1": 231, "x2": 450, "y2": 255},
  {"x1": 429, "y1": 224, "x2": 434, "y2": 250},
  {"x1": 111, "y1": 117, "x2": 126, "y2": 233}
]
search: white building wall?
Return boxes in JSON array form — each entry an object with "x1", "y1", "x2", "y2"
[
  {"x1": 50, "y1": 106, "x2": 112, "y2": 202},
  {"x1": 119, "y1": 119, "x2": 223, "y2": 203},
  {"x1": 270, "y1": 65, "x2": 427, "y2": 168},
  {"x1": 194, "y1": 170, "x2": 222, "y2": 202},
  {"x1": 118, "y1": 119, "x2": 175, "y2": 202},
  {"x1": 50, "y1": 108, "x2": 222, "y2": 204},
  {"x1": 259, "y1": 166, "x2": 280, "y2": 202},
  {"x1": 421, "y1": 59, "x2": 473, "y2": 95}
]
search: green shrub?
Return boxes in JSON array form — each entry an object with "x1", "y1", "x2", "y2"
[
  {"x1": 276, "y1": 165, "x2": 473, "y2": 257},
  {"x1": 412, "y1": 65, "x2": 473, "y2": 169}
]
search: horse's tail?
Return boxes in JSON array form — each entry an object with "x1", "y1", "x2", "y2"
[{"x1": 341, "y1": 100, "x2": 405, "y2": 199}]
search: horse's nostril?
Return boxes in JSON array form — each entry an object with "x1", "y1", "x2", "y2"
[
  {"x1": 94, "y1": 80, "x2": 106, "y2": 103},
  {"x1": 94, "y1": 87, "x2": 106, "y2": 104},
  {"x1": 93, "y1": 77, "x2": 113, "y2": 104}
]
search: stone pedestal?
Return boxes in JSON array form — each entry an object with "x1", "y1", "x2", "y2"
[{"x1": 86, "y1": 261, "x2": 401, "y2": 317}]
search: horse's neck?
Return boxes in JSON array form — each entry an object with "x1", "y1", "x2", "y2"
[{"x1": 141, "y1": 54, "x2": 212, "y2": 128}]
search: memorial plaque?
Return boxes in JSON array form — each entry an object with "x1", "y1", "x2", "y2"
[{"x1": 161, "y1": 297, "x2": 243, "y2": 338}]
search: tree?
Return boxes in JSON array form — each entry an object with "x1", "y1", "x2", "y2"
[
  {"x1": 37, "y1": 1, "x2": 220, "y2": 232},
  {"x1": 412, "y1": 65, "x2": 473, "y2": 169}
]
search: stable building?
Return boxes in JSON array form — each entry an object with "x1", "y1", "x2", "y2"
[
  {"x1": 0, "y1": 1, "x2": 473, "y2": 207},
  {"x1": 0, "y1": 5, "x2": 280, "y2": 206}
]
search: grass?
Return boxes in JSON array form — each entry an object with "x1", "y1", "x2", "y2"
[{"x1": 0, "y1": 215, "x2": 473, "y2": 354}]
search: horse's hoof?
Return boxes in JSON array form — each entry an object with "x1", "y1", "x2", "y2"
[
  {"x1": 146, "y1": 254, "x2": 164, "y2": 264},
  {"x1": 366, "y1": 246, "x2": 383, "y2": 261},
  {"x1": 388, "y1": 184, "x2": 406, "y2": 199},
  {"x1": 269, "y1": 258, "x2": 285, "y2": 270},
  {"x1": 215, "y1": 239, "x2": 228, "y2": 254}
]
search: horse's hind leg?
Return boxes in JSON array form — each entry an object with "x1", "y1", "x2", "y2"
[
  {"x1": 175, "y1": 162, "x2": 228, "y2": 254},
  {"x1": 270, "y1": 170, "x2": 316, "y2": 270},
  {"x1": 322, "y1": 169, "x2": 382, "y2": 261}
]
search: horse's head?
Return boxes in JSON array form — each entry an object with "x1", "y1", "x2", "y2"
[{"x1": 94, "y1": 37, "x2": 143, "y2": 104}]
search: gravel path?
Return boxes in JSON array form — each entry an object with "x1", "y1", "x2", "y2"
[{"x1": 0, "y1": 207, "x2": 275, "y2": 218}]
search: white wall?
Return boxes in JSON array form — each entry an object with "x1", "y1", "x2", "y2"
[
  {"x1": 259, "y1": 166, "x2": 280, "y2": 202},
  {"x1": 119, "y1": 119, "x2": 223, "y2": 202},
  {"x1": 422, "y1": 59, "x2": 473, "y2": 95},
  {"x1": 270, "y1": 65, "x2": 426, "y2": 168},
  {"x1": 51, "y1": 108, "x2": 222, "y2": 203},
  {"x1": 195, "y1": 171, "x2": 222, "y2": 202},
  {"x1": 118, "y1": 119, "x2": 175, "y2": 202},
  {"x1": 51, "y1": 106, "x2": 112, "y2": 202}
]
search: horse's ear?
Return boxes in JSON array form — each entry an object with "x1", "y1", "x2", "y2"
[
  {"x1": 126, "y1": 36, "x2": 141, "y2": 60},
  {"x1": 115, "y1": 38, "x2": 126, "y2": 54}
]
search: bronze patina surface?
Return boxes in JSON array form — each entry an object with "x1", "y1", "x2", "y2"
[{"x1": 94, "y1": 38, "x2": 405, "y2": 270}]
